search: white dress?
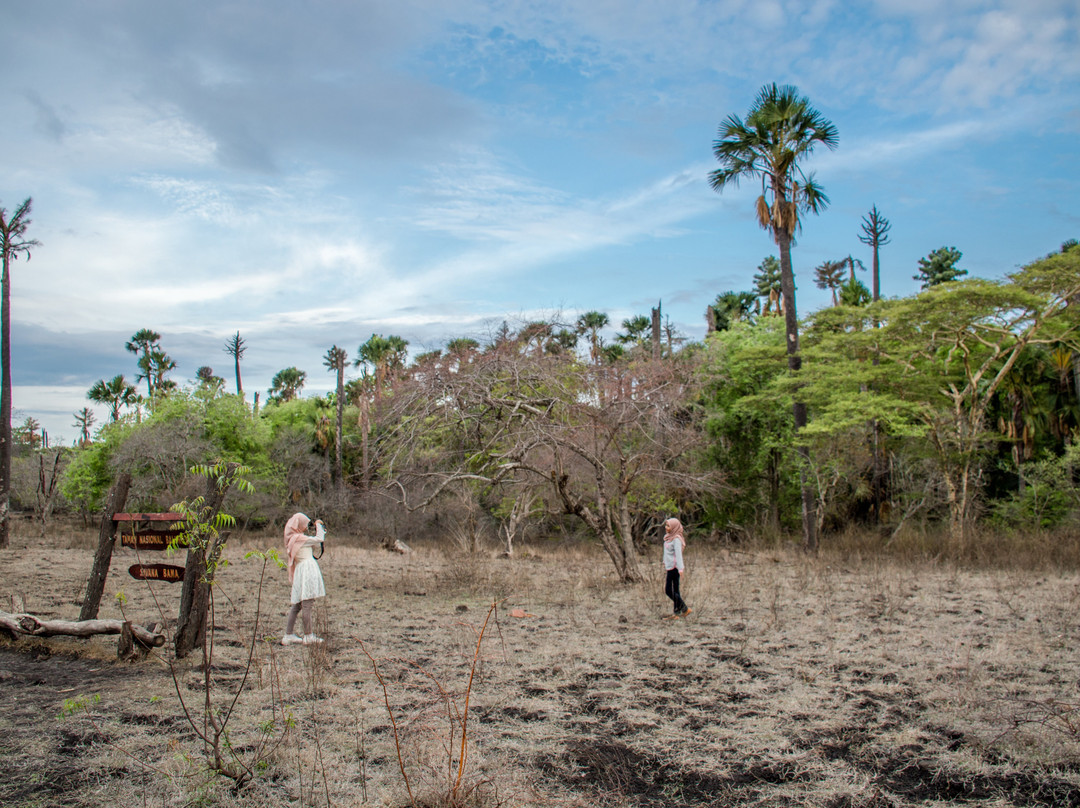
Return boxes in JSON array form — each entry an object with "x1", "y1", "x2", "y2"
[{"x1": 290, "y1": 525, "x2": 326, "y2": 604}]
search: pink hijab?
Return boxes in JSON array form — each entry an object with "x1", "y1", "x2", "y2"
[
  {"x1": 284, "y1": 513, "x2": 311, "y2": 583},
  {"x1": 664, "y1": 518, "x2": 686, "y2": 548}
]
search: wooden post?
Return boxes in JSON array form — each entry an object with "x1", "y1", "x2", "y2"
[
  {"x1": 174, "y1": 463, "x2": 238, "y2": 659},
  {"x1": 651, "y1": 301, "x2": 661, "y2": 360},
  {"x1": 79, "y1": 473, "x2": 132, "y2": 621}
]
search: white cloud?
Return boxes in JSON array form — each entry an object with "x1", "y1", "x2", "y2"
[
  {"x1": 132, "y1": 176, "x2": 248, "y2": 224},
  {"x1": 411, "y1": 155, "x2": 712, "y2": 263},
  {"x1": 939, "y1": 11, "x2": 1076, "y2": 106}
]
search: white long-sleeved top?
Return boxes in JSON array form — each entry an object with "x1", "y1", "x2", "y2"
[
  {"x1": 302, "y1": 521, "x2": 326, "y2": 547},
  {"x1": 663, "y1": 537, "x2": 684, "y2": 572},
  {"x1": 293, "y1": 522, "x2": 325, "y2": 560}
]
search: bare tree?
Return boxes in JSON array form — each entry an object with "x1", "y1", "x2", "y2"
[
  {"x1": 498, "y1": 484, "x2": 539, "y2": 557},
  {"x1": 36, "y1": 450, "x2": 64, "y2": 536},
  {"x1": 381, "y1": 344, "x2": 717, "y2": 581}
]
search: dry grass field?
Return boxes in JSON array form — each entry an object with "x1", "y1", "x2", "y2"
[{"x1": 2, "y1": 522, "x2": 1080, "y2": 807}]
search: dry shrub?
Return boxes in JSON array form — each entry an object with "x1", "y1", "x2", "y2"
[
  {"x1": 776, "y1": 523, "x2": 1080, "y2": 570},
  {"x1": 360, "y1": 602, "x2": 508, "y2": 808}
]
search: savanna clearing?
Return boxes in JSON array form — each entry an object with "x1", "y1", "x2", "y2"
[{"x1": 2, "y1": 524, "x2": 1079, "y2": 808}]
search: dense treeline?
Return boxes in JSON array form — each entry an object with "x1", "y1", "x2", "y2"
[
  {"x1": 7, "y1": 242, "x2": 1080, "y2": 578},
  {"x1": 8, "y1": 83, "x2": 1077, "y2": 573}
]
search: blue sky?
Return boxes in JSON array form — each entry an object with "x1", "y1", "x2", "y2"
[{"x1": 2, "y1": 0, "x2": 1078, "y2": 443}]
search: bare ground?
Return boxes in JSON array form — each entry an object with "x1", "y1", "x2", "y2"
[{"x1": 2, "y1": 528, "x2": 1079, "y2": 807}]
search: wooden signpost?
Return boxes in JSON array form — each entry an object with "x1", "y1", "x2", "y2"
[
  {"x1": 128, "y1": 563, "x2": 185, "y2": 582},
  {"x1": 78, "y1": 466, "x2": 241, "y2": 659},
  {"x1": 115, "y1": 512, "x2": 189, "y2": 584}
]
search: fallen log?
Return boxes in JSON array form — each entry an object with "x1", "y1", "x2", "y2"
[{"x1": 0, "y1": 610, "x2": 166, "y2": 648}]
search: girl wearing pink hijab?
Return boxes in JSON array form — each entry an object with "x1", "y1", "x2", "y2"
[
  {"x1": 662, "y1": 517, "x2": 690, "y2": 619},
  {"x1": 281, "y1": 512, "x2": 326, "y2": 645}
]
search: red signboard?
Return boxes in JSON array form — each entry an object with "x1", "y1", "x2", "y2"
[{"x1": 128, "y1": 563, "x2": 186, "y2": 583}]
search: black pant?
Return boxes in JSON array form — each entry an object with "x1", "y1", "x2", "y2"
[{"x1": 665, "y1": 568, "x2": 686, "y2": 613}]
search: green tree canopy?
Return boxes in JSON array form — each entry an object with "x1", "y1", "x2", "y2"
[
  {"x1": 616, "y1": 315, "x2": 651, "y2": 347},
  {"x1": 575, "y1": 311, "x2": 609, "y2": 365},
  {"x1": 126, "y1": 328, "x2": 163, "y2": 398},
  {"x1": 88, "y1": 374, "x2": 139, "y2": 422},
  {"x1": 914, "y1": 246, "x2": 967, "y2": 288},
  {"x1": 709, "y1": 291, "x2": 757, "y2": 331},
  {"x1": 268, "y1": 367, "x2": 307, "y2": 403},
  {"x1": 813, "y1": 260, "x2": 846, "y2": 306}
]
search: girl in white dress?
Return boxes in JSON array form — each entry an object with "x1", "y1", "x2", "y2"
[{"x1": 281, "y1": 512, "x2": 326, "y2": 645}]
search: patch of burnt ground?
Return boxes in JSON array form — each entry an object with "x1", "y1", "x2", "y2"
[
  {"x1": 0, "y1": 647, "x2": 150, "y2": 808},
  {"x1": 874, "y1": 758, "x2": 1080, "y2": 807},
  {"x1": 807, "y1": 724, "x2": 1080, "y2": 807},
  {"x1": 543, "y1": 729, "x2": 1080, "y2": 807},
  {"x1": 538, "y1": 738, "x2": 809, "y2": 807}
]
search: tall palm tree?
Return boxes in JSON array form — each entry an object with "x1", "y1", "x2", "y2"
[
  {"x1": 709, "y1": 291, "x2": 757, "y2": 331},
  {"x1": 223, "y1": 331, "x2": 246, "y2": 397},
  {"x1": 519, "y1": 321, "x2": 552, "y2": 356},
  {"x1": 842, "y1": 254, "x2": 865, "y2": 282},
  {"x1": 268, "y1": 367, "x2": 306, "y2": 402},
  {"x1": 446, "y1": 337, "x2": 479, "y2": 372},
  {"x1": 88, "y1": 374, "x2": 139, "y2": 421},
  {"x1": 813, "y1": 259, "x2": 846, "y2": 306},
  {"x1": 323, "y1": 345, "x2": 347, "y2": 487},
  {"x1": 385, "y1": 335, "x2": 409, "y2": 373},
  {"x1": 125, "y1": 328, "x2": 162, "y2": 398},
  {"x1": 357, "y1": 334, "x2": 409, "y2": 405},
  {"x1": 195, "y1": 366, "x2": 224, "y2": 394},
  {"x1": 576, "y1": 311, "x2": 609, "y2": 365},
  {"x1": 345, "y1": 373, "x2": 374, "y2": 489},
  {"x1": 710, "y1": 82, "x2": 838, "y2": 551},
  {"x1": 148, "y1": 348, "x2": 177, "y2": 393},
  {"x1": 616, "y1": 315, "x2": 651, "y2": 349},
  {"x1": 549, "y1": 328, "x2": 578, "y2": 355},
  {"x1": 858, "y1": 204, "x2": 891, "y2": 302},
  {"x1": 1, "y1": 198, "x2": 39, "y2": 548}
]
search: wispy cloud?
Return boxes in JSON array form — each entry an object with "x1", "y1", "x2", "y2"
[{"x1": 411, "y1": 156, "x2": 712, "y2": 266}]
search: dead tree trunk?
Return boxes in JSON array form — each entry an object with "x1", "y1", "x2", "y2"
[
  {"x1": 651, "y1": 302, "x2": 662, "y2": 360},
  {"x1": 79, "y1": 473, "x2": 132, "y2": 621},
  {"x1": 1, "y1": 610, "x2": 165, "y2": 647},
  {"x1": 174, "y1": 464, "x2": 237, "y2": 659},
  {"x1": 36, "y1": 452, "x2": 62, "y2": 536}
]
